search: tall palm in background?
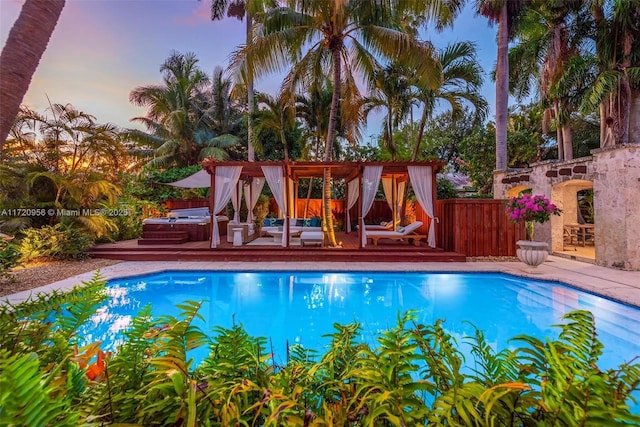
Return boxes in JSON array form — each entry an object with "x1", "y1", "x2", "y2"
[
  {"x1": 509, "y1": 0, "x2": 587, "y2": 161},
  {"x1": 475, "y1": 0, "x2": 529, "y2": 171},
  {"x1": 252, "y1": 92, "x2": 296, "y2": 161},
  {"x1": 232, "y1": 0, "x2": 445, "y2": 246},
  {"x1": 363, "y1": 63, "x2": 416, "y2": 161},
  {"x1": 0, "y1": 0, "x2": 66, "y2": 150},
  {"x1": 411, "y1": 41, "x2": 488, "y2": 161},
  {"x1": 207, "y1": 0, "x2": 275, "y2": 161},
  {"x1": 128, "y1": 52, "x2": 239, "y2": 167}
]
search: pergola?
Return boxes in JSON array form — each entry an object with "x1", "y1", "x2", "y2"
[{"x1": 199, "y1": 160, "x2": 445, "y2": 249}]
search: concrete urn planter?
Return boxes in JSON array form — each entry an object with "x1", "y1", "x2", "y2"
[{"x1": 516, "y1": 240, "x2": 549, "y2": 268}]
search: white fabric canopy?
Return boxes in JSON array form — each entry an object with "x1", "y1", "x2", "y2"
[
  {"x1": 262, "y1": 166, "x2": 288, "y2": 247},
  {"x1": 346, "y1": 178, "x2": 359, "y2": 233},
  {"x1": 231, "y1": 180, "x2": 243, "y2": 223},
  {"x1": 211, "y1": 166, "x2": 242, "y2": 248},
  {"x1": 381, "y1": 177, "x2": 406, "y2": 226},
  {"x1": 166, "y1": 169, "x2": 211, "y2": 188},
  {"x1": 245, "y1": 177, "x2": 265, "y2": 223},
  {"x1": 408, "y1": 166, "x2": 436, "y2": 247},
  {"x1": 361, "y1": 166, "x2": 383, "y2": 246}
]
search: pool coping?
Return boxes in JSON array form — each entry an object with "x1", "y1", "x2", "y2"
[{"x1": 3, "y1": 256, "x2": 640, "y2": 308}]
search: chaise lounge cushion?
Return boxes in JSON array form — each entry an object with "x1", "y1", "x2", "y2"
[{"x1": 366, "y1": 221, "x2": 425, "y2": 246}]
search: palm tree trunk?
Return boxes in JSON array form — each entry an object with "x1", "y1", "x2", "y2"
[
  {"x1": 562, "y1": 125, "x2": 573, "y2": 160},
  {"x1": 246, "y1": 15, "x2": 255, "y2": 161},
  {"x1": 279, "y1": 129, "x2": 289, "y2": 161},
  {"x1": 619, "y1": 75, "x2": 631, "y2": 146},
  {"x1": 599, "y1": 102, "x2": 609, "y2": 146},
  {"x1": 410, "y1": 108, "x2": 428, "y2": 161},
  {"x1": 494, "y1": 4, "x2": 509, "y2": 171},
  {"x1": 629, "y1": 90, "x2": 640, "y2": 145},
  {"x1": 322, "y1": 48, "x2": 342, "y2": 247},
  {"x1": 0, "y1": 0, "x2": 65, "y2": 149}
]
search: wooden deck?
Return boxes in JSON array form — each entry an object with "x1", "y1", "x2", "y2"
[{"x1": 89, "y1": 231, "x2": 466, "y2": 262}]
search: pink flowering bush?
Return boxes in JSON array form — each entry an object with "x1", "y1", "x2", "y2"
[{"x1": 505, "y1": 193, "x2": 561, "y2": 240}]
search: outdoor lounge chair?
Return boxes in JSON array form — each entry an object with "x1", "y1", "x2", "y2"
[
  {"x1": 363, "y1": 220, "x2": 395, "y2": 230},
  {"x1": 366, "y1": 221, "x2": 425, "y2": 246}
]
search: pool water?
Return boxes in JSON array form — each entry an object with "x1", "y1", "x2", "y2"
[{"x1": 82, "y1": 271, "x2": 640, "y2": 372}]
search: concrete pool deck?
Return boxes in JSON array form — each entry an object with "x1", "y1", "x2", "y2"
[{"x1": 3, "y1": 255, "x2": 640, "y2": 307}]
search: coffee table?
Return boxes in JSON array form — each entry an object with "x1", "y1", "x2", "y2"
[{"x1": 267, "y1": 229, "x2": 301, "y2": 243}]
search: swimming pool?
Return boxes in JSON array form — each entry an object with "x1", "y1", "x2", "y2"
[{"x1": 84, "y1": 270, "x2": 640, "y2": 373}]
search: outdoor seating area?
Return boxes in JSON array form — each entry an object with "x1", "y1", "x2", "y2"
[{"x1": 563, "y1": 223, "x2": 595, "y2": 247}]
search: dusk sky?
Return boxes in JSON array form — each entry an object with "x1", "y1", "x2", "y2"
[{"x1": 1, "y1": 0, "x2": 500, "y2": 139}]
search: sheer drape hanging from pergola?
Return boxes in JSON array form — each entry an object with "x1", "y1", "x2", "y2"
[
  {"x1": 211, "y1": 166, "x2": 242, "y2": 248},
  {"x1": 244, "y1": 177, "x2": 265, "y2": 224},
  {"x1": 360, "y1": 166, "x2": 383, "y2": 246},
  {"x1": 382, "y1": 177, "x2": 406, "y2": 226},
  {"x1": 408, "y1": 166, "x2": 436, "y2": 247},
  {"x1": 262, "y1": 165, "x2": 288, "y2": 247},
  {"x1": 345, "y1": 178, "x2": 359, "y2": 233}
]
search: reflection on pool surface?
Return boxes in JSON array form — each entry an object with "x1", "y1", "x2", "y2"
[{"x1": 82, "y1": 271, "x2": 640, "y2": 372}]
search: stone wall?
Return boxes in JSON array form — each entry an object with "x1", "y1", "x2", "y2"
[
  {"x1": 494, "y1": 144, "x2": 639, "y2": 270},
  {"x1": 591, "y1": 145, "x2": 640, "y2": 270}
]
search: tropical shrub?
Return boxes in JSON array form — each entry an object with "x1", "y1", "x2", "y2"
[
  {"x1": 18, "y1": 224, "x2": 93, "y2": 261},
  {"x1": 0, "y1": 240, "x2": 20, "y2": 280},
  {"x1": 437, "y1": 178, "x2": 459, "y2": 199},
  {"x1": 0, "y1": 275, "x2": 638, "y2": 425}
]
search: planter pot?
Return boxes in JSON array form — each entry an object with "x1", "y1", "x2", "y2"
[{"x1": 516, "y1": 240, "x2": 549, "y2": 268}]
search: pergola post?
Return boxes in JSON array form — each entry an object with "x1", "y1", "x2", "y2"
[
  {"x1": 209, "y1": 166, "x2": 216, "y2": 249},
  {"x1": 358, "y1": 173, "x2": 364, "y2": 249},
  {"x1": 284, "y1": 163, "x2": 291, "y2": 248}
]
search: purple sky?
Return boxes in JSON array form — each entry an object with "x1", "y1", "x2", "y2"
[{"x1": 0, "y1": 0, "x2": 499, "y2": 138}]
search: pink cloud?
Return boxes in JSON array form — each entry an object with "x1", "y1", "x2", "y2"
[{"x1": 175, "y1": 1, "x2": 211, "y2": 26}]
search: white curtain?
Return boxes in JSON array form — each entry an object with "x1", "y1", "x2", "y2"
[
  {"x1": 408, "y1": 166, "x2": 436, "y2": 248},
  {"x1": 382, "y1": 177, "x2": 393, "y2": 212},
  {"x1": 244, "y1": 177, "x2": 265, "y2": 223},
  {"x1": 346, "y1": 178, "x2": 359, "y2": 233},
  {"x1": 361, "y1": 166, "x2": 383, "y2": 246},
  {"x1": 230, "y1": 180, "x2": 242, "y2": 223},
  {"x1": 262, "y1": 166, "x2": 288, "y2": 247},
  {"x1": 211, "y1": 166, "x2": 242, "y2": 248},
  {"x1": 397, "y1": 181, "x2": 406, "y2": 223},
  {"x1": 381, "y1": 177, "x2": 406, "y2": 226}
]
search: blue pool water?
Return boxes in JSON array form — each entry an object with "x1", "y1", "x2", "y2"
[{"x1": 82, "y1": 270, "x2": 640, "y2": 375}]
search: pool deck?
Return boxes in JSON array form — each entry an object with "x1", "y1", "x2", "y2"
[{"x1": 3, "y1": 256, "x2": 640, "y2": 307}]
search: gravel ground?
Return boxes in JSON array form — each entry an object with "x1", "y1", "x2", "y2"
[{"x1": 0, "y1": 258, "x2": 122, "y2": 297}]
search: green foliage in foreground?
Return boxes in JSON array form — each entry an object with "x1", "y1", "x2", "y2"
[
  {"x1": 0, "y1": 240, "x2": 21, "y2": 280},
  {"x1": 0, "y1": 273, "x2": 639, "y2": 426}
]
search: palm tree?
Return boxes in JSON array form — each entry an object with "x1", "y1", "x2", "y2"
[
  {"x1": 3, "y1": 103, "x2": 123, "y2": 237},
  {"x1": 550, "y1": 1, "x2": 640, "y2": 148},
  {"x1": 252, "y1": 92, "x2": 296, "y2": 161},
  {"x1": 207, "y1": 0, "x2": 275, "y2": 161},
  {"x1": 475, "y1": 0, "x2": 529, "y2": 171},
  {"x1": 363, "y1": 63, "x2": 416, "y2": 161},
  {"x1": 231, "y1": 0, "x2": 444, "y2": 246},
  {"x1": 0, "y1": 0, "x2": 66, "y2": 150},
  {"x1": 509, "y1": 0, "x2": 587, "y2": 161},
  {"x1": 128, "y1": 52, "x2": 239, "y2": 167},
  {"x1": 411, "y1": 41, "x2": 488, "y2": 161}
]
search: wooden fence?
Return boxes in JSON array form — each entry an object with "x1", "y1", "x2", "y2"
[{"x1": 435, "y1": 199, "x2": 524, "y2": 257}]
